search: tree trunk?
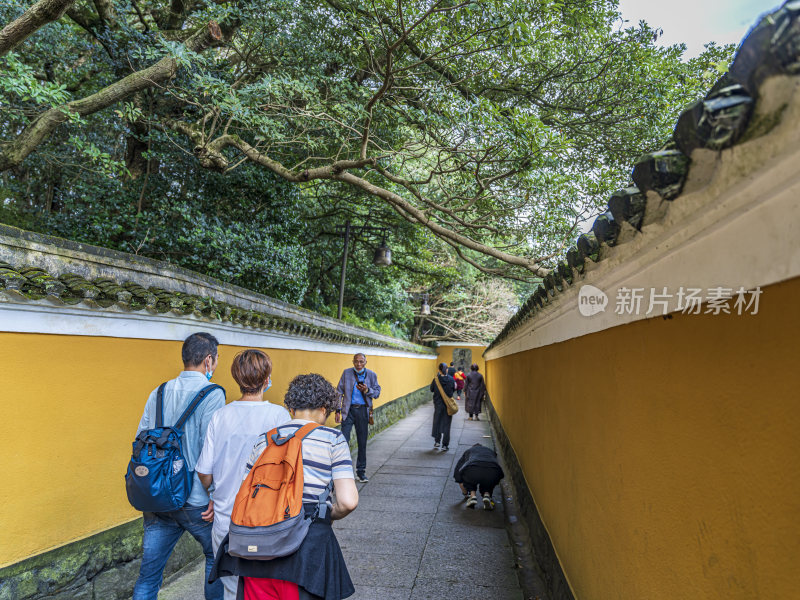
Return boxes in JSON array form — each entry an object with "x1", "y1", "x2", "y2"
[{"x1": 125, "y1": 118, "x2": 150, "y2": 180}]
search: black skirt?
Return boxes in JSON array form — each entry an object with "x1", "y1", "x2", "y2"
[{"x1": 211, "y1": 505, "x2": 355, "y2": 600}]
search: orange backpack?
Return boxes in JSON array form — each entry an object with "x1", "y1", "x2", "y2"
[{"x1": 227, "y1": 422, "x2": 331, "y2": 560}]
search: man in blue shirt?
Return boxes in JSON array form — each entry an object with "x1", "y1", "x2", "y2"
[
  {"x1": 132, "y1": 332, "x2": 226, "y2": 600},
  {"x1": 336, "y1": 353, "x2": 381, "y2": 483}
]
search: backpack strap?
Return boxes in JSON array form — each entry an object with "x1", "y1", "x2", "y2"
[
  {"x1": 434, "y1": 374, "x2": 452, "y2": 402},
  {"x1": 173, "y1": 384, "x2": 225, "y2": 431},
  {"x1": 315, "y1": 480, "x2": 334, "y2": 520},
  {"x1": 271, "y1": 421, "x2": 320, "y2": 446},
  {"x1": 155, "y1": 382, "x2": 168, "y2": 428}
]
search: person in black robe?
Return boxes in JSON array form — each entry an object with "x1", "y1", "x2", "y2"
[
  {"x1": 430, "y1": 362, "x2": 456, "y2": 451},
  {"x1": 464, "y1": 363, "x2": 486, "y2": 420}
]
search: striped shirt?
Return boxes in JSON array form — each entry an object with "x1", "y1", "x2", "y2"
[{"x1": 246, "y1": 419, "x2": 353, "y2": 503}]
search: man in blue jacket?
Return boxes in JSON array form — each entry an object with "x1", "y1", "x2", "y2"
[{"x1": 336, "y1": 353, "x2": 381, "y2": 482}]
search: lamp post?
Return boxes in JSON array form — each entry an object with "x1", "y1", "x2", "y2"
[
  {"x1": 337, "y1": 221, "x2": 352, "y2": 320},
  {"x1": 334, "y1": 220, "x2": 392, "y2": 320}
]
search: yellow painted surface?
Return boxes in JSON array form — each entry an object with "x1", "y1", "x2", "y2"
[
  {"x1": 435, "y1": 345, "x2": 486, "y2": 375},
  {"x1": 486, "y1": 276, "x2": 800, "y2": 599},
  {"x1": 0, "y1": 335, "x2": 434, "y2": 566}
]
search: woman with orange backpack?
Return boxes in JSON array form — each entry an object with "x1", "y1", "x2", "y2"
[{"x1": 211, "y1": 374, "x2": 359, "y2": 600}]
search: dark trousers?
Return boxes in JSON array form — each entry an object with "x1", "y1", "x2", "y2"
[
  {"x1": 431, "y1": 401, "x2": 452, "y2": 447},
  {"x1": 462, "y1": 464, "x2": 503, "y2": 496},
  {"x1": 341, "y1": 405, "x2": 369, "y2": 477}
]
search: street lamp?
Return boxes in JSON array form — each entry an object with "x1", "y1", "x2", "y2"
[{"x1": 334, "y1": 220, "x2": 391, "y2": 319}]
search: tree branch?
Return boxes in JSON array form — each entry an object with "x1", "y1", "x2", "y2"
[
  {"x1": 0, "y1": 0, "x2": 75, "y2": 57},
  {"x1": 0, "y1": 21, "x2": 224, "y2": 172},
  {"x1": 161, "y1": 127, "x2": 550, "y2": 276}
]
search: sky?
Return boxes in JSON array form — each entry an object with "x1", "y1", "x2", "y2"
[{"x1": 617, "y1": 0, "x2": 782, "y2": 58}]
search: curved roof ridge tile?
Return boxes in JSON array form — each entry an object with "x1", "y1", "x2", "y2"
[{"x1": 487, "y1": 0, "x2": 799, "y2": 352}]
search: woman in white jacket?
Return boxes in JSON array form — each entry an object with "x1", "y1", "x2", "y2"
[{"x1": 196, "y1": 350, "x2": 291, "y2": 600}]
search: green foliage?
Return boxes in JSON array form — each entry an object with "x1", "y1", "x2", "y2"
[
  {"x1": 0, "y1": 53, "x2": 70, "y2": 106},
  {"x1": 0, "y1": 0, "x2": 738, "y2": 339},
  {"x1": 325, "y1": 306, "x2": 397, "y2": 337}
]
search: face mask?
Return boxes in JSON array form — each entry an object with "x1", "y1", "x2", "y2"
[
  {"x1": 263, "y1": 377, "x2": 272, "y2": 392},
  {"x1": 354, "y1": 367, "x2": 365, "y2": 374},
  {"x1": 205, "y1": 370, "x2": 214, "y2": 381}
]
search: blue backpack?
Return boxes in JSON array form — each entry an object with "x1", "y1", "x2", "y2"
[{"x1": 125, "y1": 382, "x2": 224, "y2": 512}]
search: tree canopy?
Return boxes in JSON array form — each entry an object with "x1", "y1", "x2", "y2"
[{"x1": 0, "y1": 0, "x2": 735, "y2": 340}]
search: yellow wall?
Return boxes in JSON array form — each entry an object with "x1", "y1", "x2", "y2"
[
  {"x1": 0, "y1": 335, "x2": 433, "y2": 566},
  {"x1": 435, "y1": 345, "x2": 486, "y2": 375},
  {"x1": 486, "y1": 276, "x2": 800, "y2": 599}
]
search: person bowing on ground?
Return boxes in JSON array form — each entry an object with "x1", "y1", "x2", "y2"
[{"x1": 454, "y1": 443, "x2": 505, "y2": 510}]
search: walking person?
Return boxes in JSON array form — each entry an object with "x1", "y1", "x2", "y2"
[
  {"x1": 336, "y1": 353, "x2": 381, "y2": 483},
  {"x1": 212, "y1": 374, "x2": 359, "y2": 599},
  {"x1": 464, "y1": 363, "x2": 486, "y2": 421},
  {"x1": 454, "y1": 443, "x2": 505, "y2": 510},
  {"x1": 196, "y1": 350, "x2": 291, "y2": 600},
  {"x1": 131, "y1": 332, "x2": 226, "y2": 600},
  {"x1": 453, "y1": 367, "x2": 466, "y2": 401},
  {"x1": 431, "y1": 362, "x2": 456, "y2": 451}
]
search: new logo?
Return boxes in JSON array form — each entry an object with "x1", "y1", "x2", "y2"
[{"x1": 578, "y1": 285, "x2": 608, "y2": 316}]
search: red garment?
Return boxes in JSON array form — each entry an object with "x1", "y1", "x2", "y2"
[
  {"x1": 243, "y1": 577, "x2": 300, "y2": 600},
  {"x1": 454, "y1": 371, "x2": 466, "y2": 391}
]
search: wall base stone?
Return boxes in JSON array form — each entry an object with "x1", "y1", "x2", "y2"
[
  {"x1": 0, "y1": 518, "x2": 201, "y2": 600},
  {"x1": 485, "y1": 394, "x2": 575, "y2": 600}
]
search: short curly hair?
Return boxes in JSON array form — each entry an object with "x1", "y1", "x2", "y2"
[{"x1": 284, "y1": 373, "x2": 339, "y2": 412}]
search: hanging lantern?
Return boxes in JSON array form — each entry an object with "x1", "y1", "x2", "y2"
[
  {"x1": 420, "y1": 295, "x2": 431, "y2": 315},
  {"x1": 373, "y1": 240, "x2": 392, "y2": 266}
]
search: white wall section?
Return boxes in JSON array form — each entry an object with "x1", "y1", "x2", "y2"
[{"x1": 0, "y1": 300, "x2": 436, "y2": 359}]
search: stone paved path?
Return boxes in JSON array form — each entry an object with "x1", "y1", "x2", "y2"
[{"x1": 158, "y1": 400, "x2": 522, "y2": 600}]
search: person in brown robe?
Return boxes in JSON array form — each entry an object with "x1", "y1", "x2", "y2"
[{"x1": 464, "y1": 363, "x2": 486, "y2": 420}]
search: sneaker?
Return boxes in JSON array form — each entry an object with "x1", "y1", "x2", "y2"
[
  {"x1": 433, "y1": 441, "x2": 440, "y2": 449},
  {"x1": 466, "y1": 495, "x2": 477, "y2": 509},
  {"x1": 467, "y1": 416, "x2": 473, "y2": 421},
  {"x1": 356, "y1": 474, "x2": 369, "y2": 483},
  {"x1": 483, "y1": 494, "x2": 494, "y2": 510},
  {"x1": 441, "y1": 445, "x2": 449, "y2": 452}
]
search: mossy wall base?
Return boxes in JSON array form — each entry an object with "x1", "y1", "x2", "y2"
[{"x1": 0, "y1": 519, "x2": 200, "y2": 600}]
